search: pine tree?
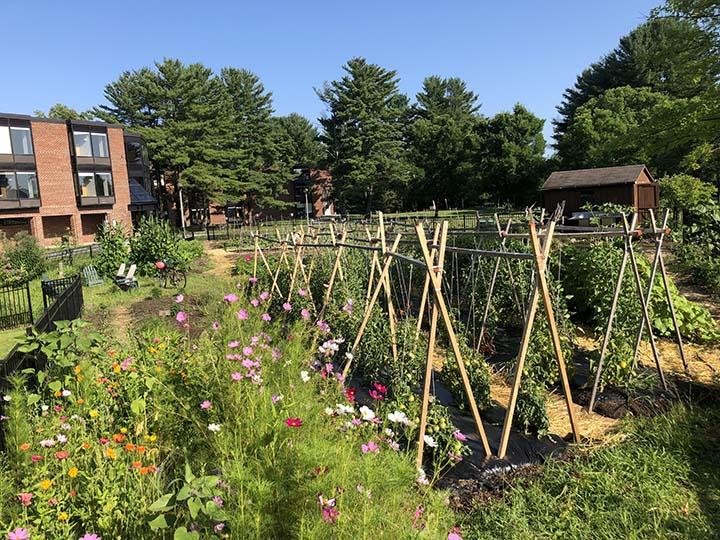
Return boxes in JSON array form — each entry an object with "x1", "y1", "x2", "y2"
[
  {"x1": 318, "y1": 58, "x2": 411, "y2": 213},
  {"x1": 272, "y1": 113, "x2": 325, "y2": 168}
]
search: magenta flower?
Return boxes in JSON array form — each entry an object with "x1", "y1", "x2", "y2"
[
  {"x1": 250, "y1": 298, "x2": 260, "y2": 307},
  {"x1": 228, "y1": 341, "x2": 239, "y2": 349},
  {"x1": 237, "y1": 309, "x2": 249, "y2": 320},
  {"x1": 298, "y1": 288, "x2": 307, "y2": 297},
  {"x1": 175, "y1": 294, "x2": 184, "y2": 303},
  {"x1": 282, "y1": 302, "x2": 292, "y2": 311},
  {"x1": 452, "y1": 430, "x2": 467, "y2": 442},
  {"x1": 80, "y1": 535, "x2": 102, "y2": 540},
  {"x1": 285, "y1": 417, "x2": 303, "y2": 427},
  {"x1": 301, "y1": 308, "x2": 311, "y2": 320},
  {"x1": 200, "y1": 400, "x2": 212, "y2": 410},
  {"x1": 224, "y1": 293, "x2": 238, "y2": 303},
  {"x1": 262, "y1": 313, "x2": 271, "y2": 322},
  {"x1": 175, "y1": 311, "x2": 187, "y2": 323},
  {"x1": 448, "y1": 527, "x2": 463, "y2": 540},
  {"x1": 212, "y1": 321, "x2": 220, "y2": 331},
  {"x1": 8, "y1": 529, "x2": 30, "y2": 540},
  {"x1": 361, "y1": 440, "x2": 379, "y2": 454},
  {"x1": 212, "y1": 495, "x2": 224, "y2": 508},
  {"x1": 243, "y1": 346, "x2": 254, "y2": 356},
  {"x1": 17, "y1": 492, "x2": 32, "y2": 506},
  {"x1": 259, "y1": 291, "x2": 270, "y2": 301},
  {"x1": 271, "y1": 394, "x2": 282, "y2": 404},
  {"x1": 231, "y1": 372, "x2": 242, "y2": 381},
  {"x1": 322, "y1": 506, "x2": 339, "y2": 524},
  {"x1": 249, "y1": 276, "x2": 258, "y2": 284}
]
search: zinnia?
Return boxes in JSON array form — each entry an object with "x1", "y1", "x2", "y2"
[{"x1": 17, "y1": 492, "x2": 32, "y2": 506}]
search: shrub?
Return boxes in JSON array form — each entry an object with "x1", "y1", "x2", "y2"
[
  {"x1": 3, "y1": 232, "x2": 47, "y2": 280},
  {"x1": 515, "y1": 380, "x2": 550, "y2": 436},
  {"x1": 177, "y1": 239, "x2": 205, "y2": 265},
  {"x1": 130, "y1": 216, "x2": 181, "y2": 276},
  {"x1": 95, "y1": 221, "x2": 130, "y2": 277}
]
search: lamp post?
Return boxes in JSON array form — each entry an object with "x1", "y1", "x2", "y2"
[{"x1": 304, "y1": 187, "x2": 310, "y2": 227}]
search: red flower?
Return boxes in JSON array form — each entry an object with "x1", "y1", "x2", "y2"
[
  {"x1": 372, "y1": 382, "x2": 388, "y2": 394},
  {"x1": 285, "y1": 417, "x2": 303, "y2": 428},
  {"x1": 344, "y1": 387, "x2": 357, "y2": 403},
  {"x1": 54, "y1": 451, "x2": 69, "y2": 460},
  {"x1": 155, "y1": 261, "x2": 166, "y2": 270}
]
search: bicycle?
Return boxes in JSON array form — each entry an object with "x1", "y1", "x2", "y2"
[{"x1": 155, "y1": 259, "x2": 187, "y2": 289}]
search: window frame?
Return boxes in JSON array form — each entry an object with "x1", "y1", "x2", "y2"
[
  {"x1": 0, "y1": 170, "x2": 40, "y2": 200},
  {"x1": 91, "y1": 132, "x2": 109, "y2": 158},
  {"x1": 9, "y1": 126, "x2": 33, "y2": 155}
]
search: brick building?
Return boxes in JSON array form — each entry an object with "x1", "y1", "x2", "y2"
[{"x1": 0, "y1": 113, "x2": 154, "y2": 246}]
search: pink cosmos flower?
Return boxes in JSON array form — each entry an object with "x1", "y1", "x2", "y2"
[
  {"x1": 224, "y1": 293, "x2": 238, "y2": 303},
  {"x1": 448, "y1": 527, "x2": 463, "y2": 540},
  {"x1": 231, "y1": 372, "x2": 243, "y2": 381},
  {"x1": 453, "y1": 430, "x2": 467, "y2": 442},
  {"x1": 301, "y1": 308, "x2": 311, "y2": 320},
  {"x1": 361, "y1": 440, "x2": 379, "y2": 454},
  {"x1": 322, "y1": 507, "x2": 339, "y2": 524},
  {"x1": 212, "y1": 495, "x2": 224, "y2": 508},
  {"x1": 212, "y1": 321, "x2": 220, "y2": 331},
  {"x1": 413, "y1": 505, "x2": 425, "y2": 530},
  {"x1": 120, "y1": 357, "x2": 134, "y2": 371},
  {"x1": 175, "y1": 294, "x2": 184, "y2": 303},
  {"x1": 228, "y1": 341, "x2": 239, "y2": 349},
  {"x1": 237, "y1": 309, "x2": 249, "y2": 320},
  {"x1": 175, "y1": 311, "x2": 187, "y2": 323},
  {"x1": 262, "y1": 313, "x2": 271, "y2": 322},
  {"x1": 285, "y1": 417, "x2": 303, "y2": 428},
  {"x1": 249, "y1": 276, "x2": 258, "y2": 284},
  {"x1": 259, "y1": 291, "x2": 270, "y2": 301},
  {"x1": 250, "y1": 298, "x2": 260, "y2": 307},
  {"x1": 17, "y1": 492, "x2": 32, "y2": 506},
  {"x1": 271, "y1": 394, "x2": 282, "y2": 404},
  {"x1": 200, "y1": 400, "x2": 212, "y2": 410},
  {"x1": 8, "y1": 528, "x2": 30, "y2": 540},
  {"x1": 54, "y1": 450, "x2": 69, "y2": 460},
  {"x1": 282, "y1": 302, "x2": 292, "y2": 311},
  {"x1": 243, "y1": 346, "x2": 254, "y2": 356},
  {"x1": 298, "y1": 288, "x2": 307, "y2": 297},
  {"x1": 80, "y1": 535, "x2": 102, "y2": 540}
]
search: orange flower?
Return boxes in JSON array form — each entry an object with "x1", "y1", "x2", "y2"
[
  {"x1": 136, "y1": 446, "x2": 146, "y2": 454},
  {"x1": 112, "y1": 434, "x2": 125, "y2": 443},
  {"x1": 139, "y1": 467, "x2": 149, "y2": 475},
  {"x1": 19, "y1": 443, "x2": 30, "y2": 452},
  {"x1": 124, "y1": 443, "x2": 136, "y2": 452},
  {"x1": 74, "y1": 365, "x2": 82, "y2": 374},
  {"x1": 81, "y1": 442, "x2": 91, "y2": 450},
  {"x1": 108, "y1": 350, "x2": 116, "y2": 357},
  {"x1": 54, "y1": 391, "x2": 62, "y2": 398},
  {"x1": 105, "y1": 448, "x2": 117, "y2": 460},
  {"x1": 77, "y1": 397, "x2": 85, "y2": 404},
  {"x1": 131, "y1": 460, "x2": 142, "y2": 469}
]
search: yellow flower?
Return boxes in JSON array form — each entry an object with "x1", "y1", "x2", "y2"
[
  {"x1": 39, "y1": 479, "x2": 53, "y2": 491},
  {"x1": 74, "y1": 365, "x2": 82, "y2": 374},
  {"x1": 113, "y1": 364, "x2": 121, "y2": 374},
  {"x1": 68, "y1": 467, "x2": 79, "y2": 478},
  {"x1": 105, "y1": 448, "x2": 117, "y2": 460},
  {"x1": 158, "y1": 343, "x2": 166, "y2": 350},
  {"x1": 89, "y1": 409, "x2": 99, "y2": 418},
  {"x1": 144, "y1": 434, "x2": 157, "y2": 442},
  {"x1": 76, "y1": 375, "x2": 85, "y2": 382},
  {"x1": 120, "y1": 427, "x2": 128, "y2": 434},
  {"x1": 148, "y1": 346, "x2": 157, "y2": 354},
  {"x1": 58, "y1": 512, "x2": 69, "y2": 521}
]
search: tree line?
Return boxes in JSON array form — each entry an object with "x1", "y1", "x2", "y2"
[{"x1": 37, "y1": 0, "x2": 719, "y2": 215}]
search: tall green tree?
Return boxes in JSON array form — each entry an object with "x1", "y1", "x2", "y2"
[
  {"x1": 96, "y1": 59, "x2": 234, "y2": 201},
  {"x1": 271, "y1": 113, "x2": 325, "y2": 168},
  {"x1": 318, "y1": 58, "x2": 411, "y2": 213},
  {"x1": 407, "y1": 76, "x2": 481, "y2": 208},
  {"x1": 554, "y1": 17, "x2": 719, "y2": 162},
  {"x1": 473, "y1": 104, "x2": 547, "y2": 206},
  {"x1": 220, "y1": 68, "x2": 290, "y2": 216},
  {"x1": 34, "y1": 104, "x2": 94, "y2": 121}
]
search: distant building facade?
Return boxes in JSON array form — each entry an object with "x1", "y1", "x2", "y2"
[
  {"x1": 0, "y1": 113, "x2": 155, "y2": 246},
  {"x1": 541, "y1": 164, "x2": 660, "y2": 217}
]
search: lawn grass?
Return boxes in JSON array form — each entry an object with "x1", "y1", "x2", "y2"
[{"x1": 462, "y1": 403, "x2": 720, "y2": 539}]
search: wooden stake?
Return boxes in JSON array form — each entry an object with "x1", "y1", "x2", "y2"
[
  {"x1": 320, "y1": 230, "x2": 348, "y2": 317},
  {"x1": 378, "y1": 213, "x2": 399, "y2": 364},
  {"x1": 342, "y1": 233, "x2": 403, "y2": 380},
  {"x1": 416, "y1": 223, "x2": 492, "y2": 457},
  {"x1": 256, "y1": 241, "x2": 283, "y2": 297},
  {"x1": 497, "y1": 219, "x2": 556, "y2": 459},
  {"x1": 528, "y1": 220, "x2": 579, "y2": 443},
  {"x1": 415, "y1": 224, "x2": 441, "y2": 341}
]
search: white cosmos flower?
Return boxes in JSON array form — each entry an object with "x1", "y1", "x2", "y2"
[
  {"x1": 336, "y1": 404, "x2": 355, "y2": 415},
  {"x1": 300, "y1": 370, "x2": 311, "y2": 383},
  {"x1": 359, "y1": 406, "x2": 376, "y2": 421},
  {"x1": 61, "y1": 390, "x2": 71, "y2": 397},
  {"x1": 2, "y1": 395, "x2": 11, "y2": 402},
  {"x1": 387, "y1": 410, "x2": 410, "y2": 425},
  {"x1": 324, "y1": 407, "x2": 335, "y2": 416},
  {"x1": 423, "y1": 434, "x2": 438, "y2": 448},
  {"x1": 208, "y1": 423, "x2": 222, "y2": 433}
]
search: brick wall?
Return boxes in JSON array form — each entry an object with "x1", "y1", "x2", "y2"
[{"x1": 106, "y1": 127, "x2": 131, "y2": 229}]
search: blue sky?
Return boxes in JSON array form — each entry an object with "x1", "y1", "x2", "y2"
[{"x1": 5, "y1": 0, "x2": 660, "y2": 146}]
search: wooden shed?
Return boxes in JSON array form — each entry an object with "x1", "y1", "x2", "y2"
[{"x1": 541, "y1": 164, "x2": 659, "y2": 216}]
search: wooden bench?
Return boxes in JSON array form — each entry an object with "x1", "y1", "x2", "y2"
[{"x1": 82, "y1": 265, "x2": 104, "y2": 287}]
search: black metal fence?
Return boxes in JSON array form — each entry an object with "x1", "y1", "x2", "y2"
[
  {"x1": 0, "y1": 281, "x2": 33, "y2": 330},
  {"x1": 35, "y1": 275, "x2": 84, "y2": 333}
]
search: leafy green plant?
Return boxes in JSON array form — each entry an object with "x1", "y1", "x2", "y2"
[
  {"x1": 3, "y1": 231, "x2": 47, "y2": 280},
  {"x1": 130, "y1": 216, "x2": 182, "y2": 276},
  {"x1": 515, "y1": 380, "x2": 550, "y2": 436},
  {"x1": 95, "y1": 220, "x2": 130, "y2": 277}
]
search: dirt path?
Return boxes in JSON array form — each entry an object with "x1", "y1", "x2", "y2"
[{"x1": 206, "y1": 247, "x2": 239, "y2": 277}]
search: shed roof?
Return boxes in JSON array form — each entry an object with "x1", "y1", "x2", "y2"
[{"x1": 541, "y1": 164, "x2": 652, "y2": 191}]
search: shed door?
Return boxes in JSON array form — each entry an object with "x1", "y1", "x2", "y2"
[{"x1": 637, "y1": 184, "x2": 658, "y2": 209}]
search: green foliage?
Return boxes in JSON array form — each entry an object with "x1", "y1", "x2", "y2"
[
  {"x1": 95, "y1": 221, "x2": 130, "y2": 277},
  {"x1": 440, "y1": 323, "x2": 492, "y2": 412},
  {"x1": 33, "y1": 103, "x2": 94, "y2": 121},
  {"x1": 176, "y1": 239, "x2": 205, "y2": 265},
  {"x1": 2, "y1": 232, "x2": 47, "y2": 282},
  {"x1": 272, "y1": 113, "x2": 325, "y2": 168},
  {"x1": 318, "y1": 57, "x2": 413, "y2": 212},
  {"x1": 514, "y1": 380, "x2": 550, "y2": 436},
  {"x1": 660, "y1": 174, "x2": 717, "y2": 210},
  {"x1": 129, "y1": 217, "x2": 182, "y2": 276}
]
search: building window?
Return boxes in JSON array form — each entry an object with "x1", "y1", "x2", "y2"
[
  {"x1": 0, "y1": 126, "x2": 33, "y2": 155},
  {"x1": 78, "y1": 172, "x2": 113, "y2": 198},
  {"x1": 74, "y1": 131, "x2": 109, "y2": 158},
  {"x1": 0, "y1": 171, "x2": 39, "y2": 199}
]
